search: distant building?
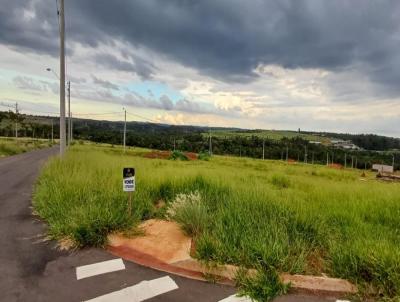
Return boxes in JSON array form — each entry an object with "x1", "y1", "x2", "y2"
[
  {"x1": 330, "y1": 139, "x2": 361, "y2": 150},
  {"x1": 372, "y1": 164, "x2": 394, "y2": 173}
]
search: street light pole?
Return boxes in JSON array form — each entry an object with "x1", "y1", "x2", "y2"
[
  {"x1": 59, "y1": 0, "x2": 66, "y2": 156},
  {"x1": 67, "y1": 80, "x2": 71, "y2": 146}
]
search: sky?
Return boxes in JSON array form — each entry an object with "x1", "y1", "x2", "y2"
[{"x1": 1, "y1": 0, "x2": 400, "y2": 137}]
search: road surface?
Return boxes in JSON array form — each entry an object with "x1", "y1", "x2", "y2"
[{"x1": 0, "y1": 147, "x2": 338, "y2": 302}]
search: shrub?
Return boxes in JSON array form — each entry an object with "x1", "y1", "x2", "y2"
[
  {"x1": 198, "y1": 151, "x2": 211, "y2": 161},
  {"x1": 169, "y1": 151, "x2": 189, "y2": 161}
]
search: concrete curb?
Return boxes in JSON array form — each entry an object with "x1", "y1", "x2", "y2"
[
  {"x1": 107, "y1": 244, "x2": 357, "y2": 298},
  {"x1": 107, "y1": 220, "x2": 357, "y2": 298}
]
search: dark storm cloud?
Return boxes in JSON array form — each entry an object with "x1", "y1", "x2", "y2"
[
  {"x1": 93, "y1": 53, "x2": 155, "y2": 80},
  {"x1": 1, "y1": 0, "x2": 400, "y2": 90}
]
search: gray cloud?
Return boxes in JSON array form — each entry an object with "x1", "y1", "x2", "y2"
[
  {"x1": 2, "y1": 1, "x2": 400, "y2": 93},
  {"x1": 93, "y1": 53, "x2": 155, "y2": 80},
  {"x1": 74, "y1": 87, "x2": 240, "y2": 117},
  {"x1": 13, "y1": 76, "x2": 58, "y2": 94},
  {"x1": 92, "y1": 75, "x2": 119, "y2": 90}
]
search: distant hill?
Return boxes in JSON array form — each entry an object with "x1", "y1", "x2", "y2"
[{"x1": 1, "y1": 110, "x2": 399, "y2": 151}]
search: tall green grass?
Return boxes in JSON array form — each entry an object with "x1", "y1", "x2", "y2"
[
  {"x1": 34, "y1": 144, "x2": 400, "y2": 300},
  {"x1": 0, "y1": 137, "x2": 52, "y2": 157}
]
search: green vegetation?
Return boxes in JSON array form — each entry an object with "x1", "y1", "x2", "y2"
[
  {"x1": 169, "y1": 150, "x2": 189, "y2": 161},
  {"x1": 0, "y1": 137, "x2": 53, "y2": 157},
  {"x1": 198, "y1": 151, "x2": 211, "y2": 161},
  {"x1": 205, "y1": 129, "x2": 330, "y2": 144},
  {"x1": 34, "y1": 144, "x2": 400, "y2": 300},
  {"x1": 2, "y1": 110, "x2": 399, "y2": 169}
]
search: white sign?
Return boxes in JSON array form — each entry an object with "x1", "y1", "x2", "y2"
[
  {"x1": 123, "y1": 177, "x2": 135, "y2": 192},
  {"x1": 123, "y1": 168, "x2": 135, "y2": 192}
]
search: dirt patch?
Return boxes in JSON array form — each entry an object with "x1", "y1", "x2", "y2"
[
  {"x1": 144, "y1": 151, "x2": 171, "y2": 159},
  {"x1": 144, "y1": 150, "x2": 198, "y2": 161},
  {"x1": 328, "y1": 163, "x2": 343, "y2": 169},
  {"x1": 185, "y1": 152, "x2": 198, "y2": 160},
  {"x1": 376, "y1": 172, "x2": 400, "y2": 182}
]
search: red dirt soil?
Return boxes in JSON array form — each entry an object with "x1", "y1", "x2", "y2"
[
  {"x1": 143, "y1": 151, "x2": 171, "y2": 159},
  {"x1": 328, "y1": 163, "x2": 343, "y2": 169},
  {"x1": 144, "y1": 150, "x2": 198, "y2": 160}
]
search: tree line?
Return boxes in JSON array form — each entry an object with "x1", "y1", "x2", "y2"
[{"x1": 0, "y1": 111, "x2": 398, "y2": 169}]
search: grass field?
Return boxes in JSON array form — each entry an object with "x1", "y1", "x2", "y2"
[
  {"x1": 206, "y1": 129, "x2": 331, "y2": 144},
  {"x1": 34, "y1": 144, "x2": 400, "y2": 300},
  {"x1": 0, "y1": 137, "x2": 54, "y2": 157}
]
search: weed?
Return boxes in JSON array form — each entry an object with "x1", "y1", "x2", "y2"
[
  {"x1": 270, "y1": 174, "x2": 290, "y2": 188},
  {"x1": 236, "y1": 266, "x2": 290, "y2": 302}
]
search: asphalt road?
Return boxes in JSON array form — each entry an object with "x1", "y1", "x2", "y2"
[{"x1": 0, "y1": 147, "x2": 338, "y2": 302}]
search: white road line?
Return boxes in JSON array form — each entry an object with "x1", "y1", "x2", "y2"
[
  {"x1": 84, "y1": 276, "x2": 178, "y2": 302},
  {"x1": 336, "y1": 300, "x2": 351, "y2": 302},
  {"x1": 76, "y1": 258, "x2": 125, "y2": 280},
  {"x1": 218, "y1": 294, "x2": 252, "y2": 302}
]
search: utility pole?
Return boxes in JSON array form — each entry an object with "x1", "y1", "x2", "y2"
[
  {"x1": 59, "y1": 0, "x2": 66, "y2": 156},
  {"x1": 351, "y1": 156, "x2": 354, "y2": 169},
  {"x1": 70, "y1": 112, "x2": 73, "y2": 143},
  {"x1": 286, "y1": 146, "x2": 289, "y2": 161},
  {"x1": 312, "y1": 152, "x2": 314, "y2": 165},
  {"x1": 262, "y1": 139, "x2": 265, "y2": 160},
  {"x1": 209, "y1": 130, "x2": 212, "y2": 156},
  {"x1": 355, "y1": 157, "x2": 358, "y2": 169},
  {"x1": 304, "y1": 145, "x2": 308, "y2": 164},
  {"x1": 51, "y1": 119, "x2": 54, "y2": 143},
  {"x1": 173, "y1": 138, "x2": 176, "y2": 151},
  {"x1": 67, "y1": 80, "x2": 71, "y2": 146},
  {"x1": 393, "y1": 154, "x2": 395, "y2": 171},
  {"x1": 15, "y1": 102, "x2": 18, "y2": 138},
  {"x1": 123, "y1": 108, "x2": 126, "y2": 153},
  {"x1": 344, "y1": 153, "x2": 347, "y2": 168},
  {"x1": 326, "y1": 152, "x2": 329, "y2": 166}
]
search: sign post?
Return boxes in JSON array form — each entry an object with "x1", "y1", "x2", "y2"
[{"x1": 123, "y1": 168, "x2": 135, "y2": 214}]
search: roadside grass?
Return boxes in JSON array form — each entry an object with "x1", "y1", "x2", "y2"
[
  {"x1": 0, "y1": 137, "x2": 53, "y2": 157},
  {"x1": 34, "y1": 144, "x2": 400, "y2": 300}
]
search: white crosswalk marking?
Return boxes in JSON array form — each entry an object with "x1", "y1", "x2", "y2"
[
  {"x1": 84, "y1": 276, "x2": 179, "y2": 302},
  {"x1": 218, "y1": 294, "x2": 253, "y2": 302},
  {"x1": 76, "y1": 258, "x2": 125, "y2": 280}
]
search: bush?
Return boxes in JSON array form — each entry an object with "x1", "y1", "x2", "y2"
[
  {"x1": 270, "y1": 174, "x2": 290, "y2": 189},
  {"x1": 198, "y1": 151, "x2": 211, "y2": 161},
  {"x1": 166, "y1": 191, "x2": 209, "y2": 236},
  {"x1": 169, "y1": 151, "x2": 189, "y2": 161}
]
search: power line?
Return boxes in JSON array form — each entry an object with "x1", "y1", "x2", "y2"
[
  {"x1": 126, "y1": 112, "x2": 159, "y2": 123},
  {"x1": 0, "y1": 102, "x2": 15, "y2": 109}
]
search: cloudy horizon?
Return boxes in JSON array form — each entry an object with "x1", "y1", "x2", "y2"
[{"x1": 1, "y1": 0, "x2": 400, "y2": 137}]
